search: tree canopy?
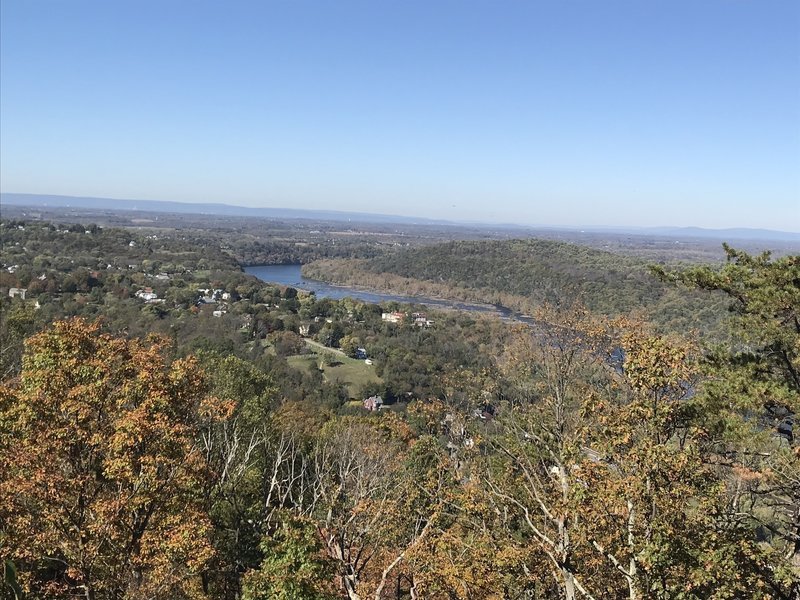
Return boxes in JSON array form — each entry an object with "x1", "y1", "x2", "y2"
[
  {"x1": 0, "y1": 319, "x2": 228, "y2": 599},
  {"x1": 1, "y1": 235, "x2": 798, "y2": 599}
]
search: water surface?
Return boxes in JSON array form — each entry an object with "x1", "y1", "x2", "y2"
[{"x1": 244, "y1": 264, "x2": 528, "y2": 320}]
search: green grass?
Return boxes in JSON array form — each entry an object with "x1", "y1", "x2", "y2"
[
  {"x1": 286, "y1": 354, "x2": 317, "y2": 372},
  {"x1": 286, "y1": 347, "x2": 382, "y2": 399}
]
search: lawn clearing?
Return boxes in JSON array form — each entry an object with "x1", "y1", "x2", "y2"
[{"x1": 286, "y1": 343, "x2": 382, "y2": 399}]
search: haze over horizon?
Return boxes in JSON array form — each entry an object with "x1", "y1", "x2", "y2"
[
  {"x1": 5, "y1": 192, "x2": 800, "y2": 241},
  {"x1": 1, "y1": 1, "x2": 798, "y2": 230}
]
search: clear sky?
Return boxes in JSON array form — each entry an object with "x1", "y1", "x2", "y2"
[{"x1": 1, "y1": 1, "x2": 798, "y2": 230}]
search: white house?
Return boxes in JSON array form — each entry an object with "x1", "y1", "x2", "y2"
[
  {"x1": 135, "y1": 288, "x2": 158, "y2": 301},
  {"x1": 381, "y1": 312, "x2": 405, "y2": 324}
]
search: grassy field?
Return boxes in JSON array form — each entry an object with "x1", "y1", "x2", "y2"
[{"x1": 286, "y1": 343, "x2": 382, "y2": 399}]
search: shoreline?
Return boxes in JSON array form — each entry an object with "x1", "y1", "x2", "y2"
[{"x1": 244, "y1": 263, "x2": 533, "y2": 323}]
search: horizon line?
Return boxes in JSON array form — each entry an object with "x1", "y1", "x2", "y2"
[{"x1": 2, "y1": 191, "x2": 799, "y2": 237}]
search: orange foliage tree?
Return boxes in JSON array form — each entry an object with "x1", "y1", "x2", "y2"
[{"x1": 0, "y1": 318, "x2": 228, "y2": 599}]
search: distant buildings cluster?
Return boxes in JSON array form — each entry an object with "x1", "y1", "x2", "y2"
[{"x1": 381, "y1": 311, "x2": 433, "y2": 327}]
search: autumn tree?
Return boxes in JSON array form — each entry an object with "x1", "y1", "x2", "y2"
[
  {"x1": 305, "y1": 418, "x2": 403, "y2": 599},
  {"x1": 396, "y1": 433, "x2": 509, "y2": 600},
  {"x1": 481, "y1": 305, "x2": 790, "y2": 599},
  {"x1": 268, "y1": 414, "x2": 440, "y2": 600},
  {"x1": 0, "y1": 318, "x2": 228, "y2": 599},
  {"x1": 577, "y1": 329, "x2": 783, "y2": 599},
  {"x1": 483, "y1": 306, "x2": 607, "y2": 600}
]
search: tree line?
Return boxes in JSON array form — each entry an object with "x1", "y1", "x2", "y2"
[{"x1": 302, "y1": 239, "x2": 729, "y2": 334}]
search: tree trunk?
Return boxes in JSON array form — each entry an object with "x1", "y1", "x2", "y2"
[
  {"x1": 562, "y1": 566, "x2": 576, "y2": 600},
  {"x1": 409, "y1": 575, "x2": 420, "y2": 600},
  {"x1": 344, "y1": 576, "x2": 362, "y2": 600},
  {"x1": 627, "y1": 500, "x2": 638, "y2": 600}
]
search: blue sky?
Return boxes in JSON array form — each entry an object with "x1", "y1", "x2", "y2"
[{"x1": 1, "y1": 1, "x2": 798, "y2": 230}]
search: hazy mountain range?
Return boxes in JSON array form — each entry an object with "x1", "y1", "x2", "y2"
[{"x1": 3, "y1": 193, "x2": 798, "y2": 242}]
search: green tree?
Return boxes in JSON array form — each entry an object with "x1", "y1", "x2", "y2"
[
  {"x1": 192, "y1": 353, "x2": 279, "y2": 598},
  {"x1": 0, "y1": 301, "x2": 37, "y2": 379},
  {"x1": 272, "y1": 330, "x2": 305, "y2": 357},
  {"x1": 241, "y1": 512, "x2": 336, "y2": 600},
  {"x1": 653, "y1": 245, "x2": 800, "y2": 593},
  {"x1": 339, "y1": 334, "x2": 360, "y2": 358}
]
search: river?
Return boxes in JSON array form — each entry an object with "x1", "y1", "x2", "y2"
[{"x1": 244, "y1": 264, "x2": 531, "y2": 322}]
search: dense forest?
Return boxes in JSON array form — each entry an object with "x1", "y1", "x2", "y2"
[
  {"x1": 302, "y1": 239, "x2": 727, "y2": 333},
  {"x1": 1, "y1": 219, "x2": 799, "y2": 599}
]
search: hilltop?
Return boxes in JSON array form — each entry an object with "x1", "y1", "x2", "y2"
[{"x1": 303, "y1": 238, "x2": 728, "y2": 332}]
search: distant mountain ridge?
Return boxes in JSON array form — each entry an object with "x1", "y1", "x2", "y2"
[
  {"x1": 2, "y1": 193, "x2": 798, "y2": 242},
  {"x1": 592, "y1": 225, "x2": 800, "y2": 243},
  {"x1": 0, "y1": 193, "x2": 451, "y2": 225}
]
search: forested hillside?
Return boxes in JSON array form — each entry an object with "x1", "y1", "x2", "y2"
[
  {"x1": 303, "y1": 239, "x2": 727, "y2": 332},
  {"x1": 2, "y1": 220, "x2": 798, "y2": 599}
]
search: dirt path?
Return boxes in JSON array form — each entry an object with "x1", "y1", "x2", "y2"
[{"x1": 303, "y1": 338, "x2": 346, "y2": 356}]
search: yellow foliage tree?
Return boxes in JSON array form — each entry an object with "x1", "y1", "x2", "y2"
[{"x1": 0, "y1": 318, "x2": 227, "y2": 599}]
